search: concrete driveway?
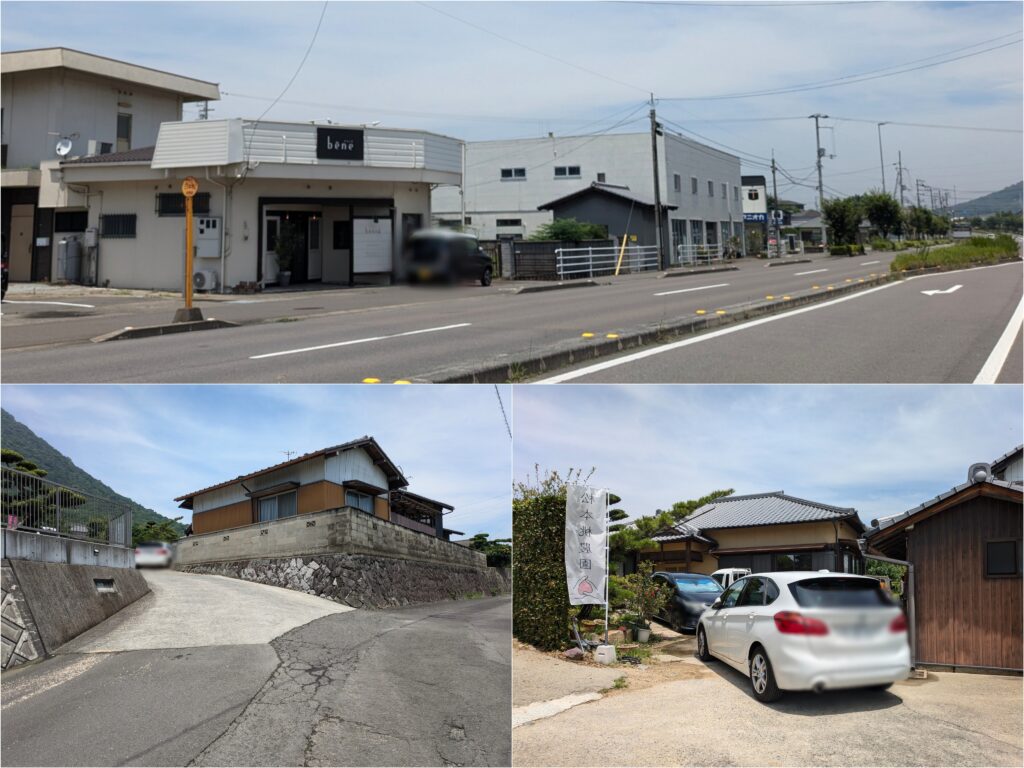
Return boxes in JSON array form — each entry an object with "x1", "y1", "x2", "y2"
[{"x1": 514, "y1": 657, "x2": 1023, "y2": 767}]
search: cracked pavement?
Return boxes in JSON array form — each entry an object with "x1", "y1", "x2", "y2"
[{"x1": 1, "y1": 570, "x2": 511, "y2": 767}]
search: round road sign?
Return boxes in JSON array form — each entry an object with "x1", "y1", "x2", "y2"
[{"x1": 181, "y1": 176, "x2": 199, "y2": 198}]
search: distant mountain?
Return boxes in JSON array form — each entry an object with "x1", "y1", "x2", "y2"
[
  {"x1": 953, "y1": 182, "x2": 1023, "y2": 217},
  {"x1": 1, "y1": 408, "x2": 184, "y2": 532}
]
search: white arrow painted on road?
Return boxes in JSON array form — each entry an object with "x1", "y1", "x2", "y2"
[{"x1": 920, "y1": 285, "x2": 962, "y2": 296}]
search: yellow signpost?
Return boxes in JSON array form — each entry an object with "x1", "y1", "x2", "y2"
[{"x1": 182, "y1": 176, "x2": 198, "y2": 309}]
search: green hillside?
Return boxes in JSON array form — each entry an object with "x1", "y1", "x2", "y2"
[
  {"x1": 954, "y1": 181, "x2": 1023, "y2": 217},
  {"x1": 1, "y1": 408, "x2": 184, "y2": 532}
]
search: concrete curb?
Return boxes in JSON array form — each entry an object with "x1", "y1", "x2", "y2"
[
  {"x1": 767, "y1": 258, "x2": 813, "y2": 267},
  {"x1": 512, "y1": 692, "x2": 603, "y2": 728},
  {"x1": 658, "y1": 266, "x2": 739, "y2": 278},
  {"x1": 509, "y1": 280, "x2": 599, "y2": 295},
  {"x1": 91, "y1": 318, "x2": 239, "y2": 343},
  {"x1": 419, "y1": 259, "x2": 1020, "y2": 383}
]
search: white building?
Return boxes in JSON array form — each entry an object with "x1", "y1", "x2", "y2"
[
  {"x1": 741, "y1": 174, "x2": 769, "y2": 255},
  {"x1": 54, "y1": 118, "x2": 461, "y2": 290},
  {"x1": 1, "y1": 47, "x2": 220, "y2": 283},
  {"x1": 431, "y1": 131, "x2": 743, "y2": 262}
]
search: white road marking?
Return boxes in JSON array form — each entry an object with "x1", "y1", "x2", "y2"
[
  {"x1": 794, "y1": 268, "x2": 828, "y2": 276},
  {"x1": 974, "y1": 295, "x2": 1024, "y2": 384},
  {"x1": 653, "y1": 283, "x2": 730, "y2": 297},
  {"x1": 1, "y1": 654, "x2": 105, "y2": 710},
  {"x1": 861, "y1": 260, "x2": 881, "y2": 266},
  {"x1": 921, "y1": 285, "x2": 962, "y2": 296},
  {"x1": 1, "y1": 300, "x2": 96, "y2": 308},
  {"x1": 540, "y1": 261, "x2": 1023, "y2": 383},
  {"x1": 513, "y1": 692, "x2": 602, "y2": 728},
  {"x1": 249, "y1": 322, "x2": 471, "y2": 360}
]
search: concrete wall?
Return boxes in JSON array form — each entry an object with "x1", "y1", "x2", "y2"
[
  {"x1": 2, "y1": 559, "x2": 149, "y2": 666},
  {"x1": 173, "y1": 507, "x2": 486, "y2": 569},
  {"x1": 180, "y1": 554, "x2": 510, "y2": 609},
  {"x1": 2, "y1": 529, "x2": 135, "y2": 568}
]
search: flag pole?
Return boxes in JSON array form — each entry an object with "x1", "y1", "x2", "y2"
[{"x1": 604, "y1": 489, "x2": 610, "y2": 645}]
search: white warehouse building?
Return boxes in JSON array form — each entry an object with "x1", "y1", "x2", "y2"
[{"x1": 431, "y1": 131, "x2": 743, "y2": 262}]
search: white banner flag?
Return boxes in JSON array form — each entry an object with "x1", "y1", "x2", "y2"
[{"x1": 565, "y1": 485, "x2": 608, "y2": 606}]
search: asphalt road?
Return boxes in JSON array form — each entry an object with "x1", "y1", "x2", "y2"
[
  {"x1": 539, "y1": 261, "x2": 1024, "y2": 383},
  {"x1": 513, "y1": 663, "x2": 1023, "y2": 767},
  {"x1": 1, "y1": 253, "x2": 909, "y2": 383},
  {"x1": 0, "y1": 570, "x2": 511, "y2": 767}
]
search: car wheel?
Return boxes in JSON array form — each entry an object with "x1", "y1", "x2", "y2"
[
  {"x1": 480, "y1": 266, "x2": 492, "y2": 286},
  {"x1": 749, "y1": 646, "x2": 782, "y2": 703},
  {"x1": 696, "y1": 626, "x2": 713, "y2": 662}
]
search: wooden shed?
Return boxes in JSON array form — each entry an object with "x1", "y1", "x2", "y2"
[{"x1": 868, "y1": 476, "x2": 1022, "y2": 673}]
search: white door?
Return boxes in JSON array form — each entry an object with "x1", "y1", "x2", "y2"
[
  {"x1": 708, "y1": 578, "x2": 746, "y2": 661},
  {"x1": 308, "y1": 216, "x2": 322, "y2": 280},
  {"x1": 263, "y1": 215, "x2": 280, "y2": 282},
  {"x1": 353, "y1": 218, "x2": 393, "y2": 273}
]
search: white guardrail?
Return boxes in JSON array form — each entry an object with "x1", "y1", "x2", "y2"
[
  {"x1": 674, "y1": 243, "x2": 727, "y2": 266},
  {"x1": 555, "y1": 245, "x2": 660, "y2": 279}
]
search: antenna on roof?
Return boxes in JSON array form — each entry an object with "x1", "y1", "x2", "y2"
[{"x1": 281, "y1": 450, "x2": 297, "y2": 460}]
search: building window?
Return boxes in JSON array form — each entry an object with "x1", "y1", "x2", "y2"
[
  {"x1": 464, "y1": 216, "x2": 472, "y2": 225},
  {"x1": 345, "y1": 490, "x2": 374, "y2": 514},
  {"x1": 597, "y1": 172, "x2": 606, "y2": 183},
  {"x1": 733, "y1": 185, "x2": 740, "y2": 201},
  {"x1": 437, "y1": 219, "x2": 460, "y2": 229},
  {"x1": 99, "y1": 214, "x2": 136, "y2": 239},
  {"x1": 986, "y1": 540, "x2": 1021, "y2": 577},
  {"x1": 333, "y1": 221, "x2": 352, "y2": 249},
  {"x1": 773, "y1": 552, "x2": 813, "y2": 571},
  {"x1": 721, "y1": 183, "x2": 727, "y2": 199},
  {"x1": 691, "y1": 176, "x2": 698, "y2": 194},
  {"x1": 258, "y1": 490, "x2": 297, "y2": 523},
  {"x1": 501, "y1": 167, "x2": 526, "y2": 180},
  {"x1": 156, "y1": 193, "x2": 211, "y2": 217},
  {"x1": 54, "y1": 211, "x2": 89, "y2": 232},
  {"x1": 554, "y1": 166, "x2": 580, "y2": 178},
  {"x1": 496, "y1": 218, "x2": 523, "y2": 227},
  {"x1": 673, "y1": 173, "x2": 681, "y2": 192},
  {"x1": 707, "y1": 180, "x2": 714, "y2": 197},
  {"x1": 747, "y1": 189, "x2": 760, "y2": 201},
  {"x1": 116, "y1": 113, "x2": 132, "y2": 153}
]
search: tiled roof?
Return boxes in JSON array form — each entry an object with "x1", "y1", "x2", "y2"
[
  {"x1": 991, "y1": 445, "x2": 1023, "y2": 472},
  {"x1": 684, "y1": 491, "x2": 862, "y2": 532},
  {"x1": 62, "y1": 146, "x2": 155, "y2": 165},
  {"x1": 867, "y1": 477, "x2": 1022, "y2": 535},
  {"x1": 538, "y1": 182, "x2": 679, "y2": 211},
  {"x1": 651, "y1": 520, "x2": 714, "y2": 544}
]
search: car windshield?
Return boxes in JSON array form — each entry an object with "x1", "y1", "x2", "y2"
[
  {"x1": 409, "y1": 239, "x2": 446, "y2": 263},
  {"x1": 673, "y1": 576, "x2": 723, "y2": 594},
  {"x1": 137, "y1": 541, "x2": 165, "y2": 548},
  {"x1": 788, "y1": 578, "x2": 896, "y2": 608}
]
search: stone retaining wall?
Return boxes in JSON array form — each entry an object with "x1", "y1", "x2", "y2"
[{"x1": 180, "y1": 553, "x2": 511, "y2": 609}]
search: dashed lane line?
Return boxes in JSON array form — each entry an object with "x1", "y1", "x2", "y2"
[
  {"x1": 653, "y1": 283, "x2": 730, "y2": 297},
  {"x1": 249, "y1": 322, "x2": 472, "y2": 360}
]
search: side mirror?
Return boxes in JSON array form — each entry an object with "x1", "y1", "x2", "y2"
[{"x1": 710, "y1": 597, "x2": 723, "y2": 610}]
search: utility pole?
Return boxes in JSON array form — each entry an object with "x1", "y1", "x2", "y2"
[
  {"x1": 771, "y1": 150, "x2": 781, "y2": 258},
  {"x1": 460, "y1": 141, "x2": 467, "y2": 230},
  {"x1": 650, "y1": 94, "x2": 665, "y2": 269},
  {"x1": 810, "y1": 114, "x2": 828, "y2": 247},
  {"x1": 916, "y1": 179, "x2": 923, "y2": 208},
  {"x1": 876, "y1": 122, "x2": 888, "y2": 193},
  {"x1": 896, "y1": 151, "x2": 906, "y2": 207}
]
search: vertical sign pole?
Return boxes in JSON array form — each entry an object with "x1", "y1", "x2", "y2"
[
  {"x1": 604, "y1": 489, "x2": 610, "y2": 645},
  {"x1": 185, "y1": 194, "x2": 194, "y2": 309}
]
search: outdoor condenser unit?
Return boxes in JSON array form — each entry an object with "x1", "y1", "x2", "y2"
[{"x1": 192, "y1": 269, "x2": 219, "y2": 291}]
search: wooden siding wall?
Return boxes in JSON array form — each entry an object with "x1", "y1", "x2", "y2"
[
  {"x1": 373, "y1": 496, "x2": 391, "y2": 521},
  {"x1": 912, "y1": 495, "x2": 1022, "y2": 670},
  {"x1": 191, "y1": 481, "x2": 346, "y2": 535},
  {"x1": 192, "y1": 500, "x2": 252, "y2": 534}
]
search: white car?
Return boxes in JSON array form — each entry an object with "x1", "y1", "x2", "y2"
[
  {"x1": 134, "y1": 540, "x2": 173, "y2": 568},
  {"x1": 711, "y1": 567, "x2": 751, "y2": 589},
  {"x1": 696, "y1": 571, "x2": 910, "y2": 703}
]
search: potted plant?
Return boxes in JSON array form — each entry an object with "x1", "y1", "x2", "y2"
[
  {"x1": 624, "y1": 561, "x2": 672, "y2": 643},
  {"x1": 274, "y1": 220, "x2": 304, "y2": 287}
]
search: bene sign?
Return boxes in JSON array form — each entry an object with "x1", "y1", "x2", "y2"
[{"x1": 316, "y1": 127, "x2": 364, "y2": 161}]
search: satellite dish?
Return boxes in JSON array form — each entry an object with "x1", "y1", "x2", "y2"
[{"x1": 55, "y1": 138, "x2": 73, "y2": 157}]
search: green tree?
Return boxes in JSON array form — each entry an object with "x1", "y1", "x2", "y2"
[
  {"x1": 529, "y1": 218, "x2": 608, "y2": 242},
  {"x1": 1, "y1": 448, "x2": 47, "y2": 478},
  {"x1": 821, "y1": 197, "x2": 863, "y2": 246},
  {"x1": 624, "y1": 560, "x2": 673, "y2": 630},
  {"x1": 132, "y1": 518, "x2": 182, "y2": 546},
  {"x1": 866, "y1": 559, "x2": 907, "y2": 597},
  {"x1": 609, "y1": 489, "x2": 734, "y2": 566},
  {"x1": 467, "y1": 532, "x2": 512, "y2": 568},
  {"x1": 907, "y1": 206, "x2": 934, "y2": 239},
  {"x1": 861, "y1": 191, "x2": 903, "y2": 238},
  {"x1": 274, "y1": 219, "x2": 305, "y2": 273}
]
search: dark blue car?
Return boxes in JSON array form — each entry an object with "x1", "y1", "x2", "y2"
[{"x1": 653, "y1": 572, "x2": 724, "y2": 633}]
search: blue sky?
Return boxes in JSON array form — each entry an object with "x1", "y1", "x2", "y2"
[
  {"x1": 513, "y1": 384, "x2": 1023, "y2": 527},
  {"x1": 1, "y1": 384, "x2": 513, "y2": 538},
  {"x1": 2, "y1": 1, "x2": 1021, "y2": 208}
]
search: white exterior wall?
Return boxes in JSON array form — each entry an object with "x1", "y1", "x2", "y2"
[
  {"x1": 1, "y1": 68, "x2": 182, "y2": 170},
  {"x1": 431, "y1": 132, "x2": 741, "y2": 243},
  {"x1": 191, "y1": 456, "x2": 327, "y2": 513},
  {"x1": 324, "y1": 448, "x2": 390, "y2": 490},
  {"x1": 996, "y1": 454, "x2": 1023, "y2": 483}
]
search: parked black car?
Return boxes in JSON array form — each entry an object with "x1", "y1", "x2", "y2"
[
  {"x1": 403, "y1": 229, "x2": 493, "y2": 286},
  {"x1": 653, "y1": 571, "x2": 724, "y2": 633}
]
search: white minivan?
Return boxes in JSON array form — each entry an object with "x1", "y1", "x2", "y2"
[
  {"x1": 711, "y1": 567, "x2": 751, "y2": 589},
  {"x1": 696, "y1": 571, "x2": 911, "y2": 703}
]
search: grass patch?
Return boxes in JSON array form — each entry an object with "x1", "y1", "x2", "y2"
[
  {"x1": 463, "y1": 591, "x2": 485, "y2": 600},
  {"x1": 890, "y1": 235, "x2": 1019, "y2": 272},
  {"x1": 275, "y1": 317, "x2": 301, "y2": 323},
  {"x1": 612, "y1": 675, "x2": 628, "y2": 689}
]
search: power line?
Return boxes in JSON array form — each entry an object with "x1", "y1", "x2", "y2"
[
  {"x1": 830, "y1": 116, "x2": 1023, "y2": 134},
  {"x1": 494, "y1": 385, "x2": 512, "y2": 441},
  {"x1": 660, "y1": 32, "x2": 1022, "y2": 101},
  {"x1": 625, "y1": 0, "x2": 877, "y2": 5},
  {"x1": 417, "y1": 1, "x2": 650, "y2": 95}
]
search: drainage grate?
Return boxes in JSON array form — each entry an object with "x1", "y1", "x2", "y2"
[{"x1": 94, "y1": 579, "x2": 116, "y2": 593}]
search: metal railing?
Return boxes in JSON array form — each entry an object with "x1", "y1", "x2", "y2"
[
  {"x1": 1, "y1": 467, "x2": 132, "y2": 547},
  {"x1": 674, "y1": 243, "x2": 727, "y2": 266},
  {"x1": 555, "y1": 245, "x2": 660, "y2": 279}
]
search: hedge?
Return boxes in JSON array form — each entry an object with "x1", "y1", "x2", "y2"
[
  {"x1": 512, "y1": 471, "x2": 572, "y2": 650},
  {"x1": 829, "y1": 244, "x2": 865, "y2": 256}
]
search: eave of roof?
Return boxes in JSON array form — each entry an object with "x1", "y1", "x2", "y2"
[
  {"x1": 684, "y1": 491, "x2": 863, "y2": 532},
  {"x1": 62, "y1": 146, "x2": 155, "y2": 166},
  {"x1": 991, "y1": 445, "x2": 1023, "y2": 472},
  {"x1": 538, "y1": 182, "x2": 679, "y2": 212}
]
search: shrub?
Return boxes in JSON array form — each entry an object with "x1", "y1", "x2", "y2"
[
  {"x1": 830, "y1": 244, "x2": 865, "y2": 256},
  {"x1": 890, "y1": 234, "x2": 1019, "y2": 272},
  {"x1": 870, "y1": 238, "x2": 895, "y2": 251}
]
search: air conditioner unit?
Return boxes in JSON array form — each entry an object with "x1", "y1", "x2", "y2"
[
  {"x1": 192, "y1": 269, "x2": 219, "y2": 292},
  {"x1": 86, "y1": 139, "x2": 113, "y2": 156}
]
